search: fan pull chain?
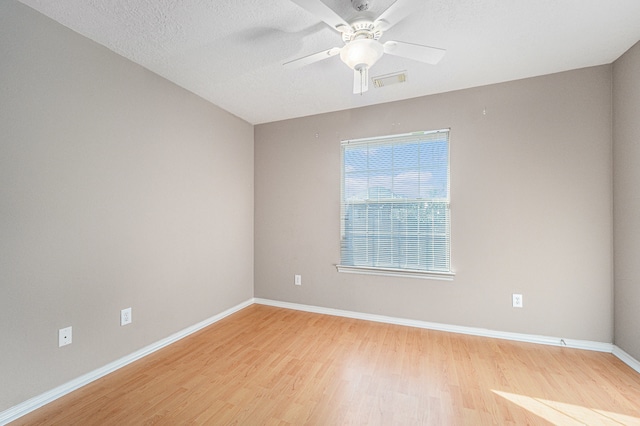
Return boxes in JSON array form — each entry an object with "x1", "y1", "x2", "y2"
[{"x1": 354, "y1": 66, "x2": 369, "y2": 95}]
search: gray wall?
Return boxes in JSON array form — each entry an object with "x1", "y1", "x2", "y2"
[
  {"x1": 613, "y1": 41, "x2": 640, "y2": 361},
  {"x1": 0, "y1": 1, "x2": 254, "y2": 411},
  {"x1": 255, "y1": 66, "x2": 613, "y2": 342}
]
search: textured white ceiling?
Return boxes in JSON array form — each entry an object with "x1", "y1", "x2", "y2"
[{"x1": 18, "y1": 0, "x2": 640, "y2": 124}]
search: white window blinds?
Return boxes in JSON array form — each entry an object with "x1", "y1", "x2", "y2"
[{"x1": 339, "y1": 129, "x2": 451, "y2": 277}]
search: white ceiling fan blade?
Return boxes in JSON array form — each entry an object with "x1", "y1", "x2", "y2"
[
  {"x1": 290, "y1": 0, "x2": 351, "y2": 33},
  {"x1": 383, "y1": 41, "x2": 446, "y2": 64},
  {"x1": 374, "y1": 0, "x2": 424, "y2": 32},
  {"x1": 284, "y1": 47, "x2": 341, "y2": 69},
  {"x1": 353, "y1": 67, "x2": 369, "y2": 95}
]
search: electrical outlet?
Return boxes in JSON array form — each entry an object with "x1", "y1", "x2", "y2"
[
  {"x1": 59, "y1": 326, "x2": 72, "y2": 347},
  {"x1": 294, "y1": 275, "x2": 302, "y2": 286},
  {"x1": 121, "y1": 307, "x2": 132, "y2": 326},
  {"x1": 512, "y1": 294, "x2": 523, "y2": 308}
]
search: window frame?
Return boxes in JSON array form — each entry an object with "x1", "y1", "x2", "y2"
[{"x1": 336, "y1": 129, "x2": 454, "y2": 281}]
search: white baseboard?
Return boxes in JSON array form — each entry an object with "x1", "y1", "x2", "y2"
[
  {"x1": 255, "y1": 299, "x2": 640, "y2": 372},
  {"x1": 0, "y1": 299, "x2": 253, "y2": 426},
  {"x1": 4, "y1": 297, "x2": 639, "y2": 425},
  {"x1": 612, "y1": 345, "x2": 640, "y2": 374},
  {"x1": 254, "y1": 298, "x2": 614, "y2": 353}
]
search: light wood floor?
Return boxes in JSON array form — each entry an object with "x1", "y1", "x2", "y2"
[{"x1": 14, "y1": 304, "x2": 640, "y2": 425}]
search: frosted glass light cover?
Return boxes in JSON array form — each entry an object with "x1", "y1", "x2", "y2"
[{"x1": 340, "y1": 39, "x2": 384, "y2": 70}]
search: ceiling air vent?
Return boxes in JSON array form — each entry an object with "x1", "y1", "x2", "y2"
[{"x1": 372, "y1": 71, "x2": 407, "y2": 88}]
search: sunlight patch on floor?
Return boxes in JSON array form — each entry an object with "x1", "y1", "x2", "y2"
[{"x1": 492, "y1": 390, "x2": 640, "y2": 425}]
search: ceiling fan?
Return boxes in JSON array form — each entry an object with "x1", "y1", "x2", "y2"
[{"x1": 284, "y1": 0, "x2": 446, "y2": 94}]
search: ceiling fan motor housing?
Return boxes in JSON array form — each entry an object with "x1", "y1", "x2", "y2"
[{"x1": 342, "y1": 21, "x2": 382, "y2": 42}]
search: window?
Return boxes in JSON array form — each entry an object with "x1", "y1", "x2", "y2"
[{"x1": 338, "y1": 129, "x2": 453, "y2": 280}]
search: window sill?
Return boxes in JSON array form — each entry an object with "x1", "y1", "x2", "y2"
[{"x1": 336, "y1": 265, "x2": 455, "y2": 281}]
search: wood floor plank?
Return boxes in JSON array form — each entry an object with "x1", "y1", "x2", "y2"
[{"x1": 11, "y1": 304, "x2": 640, "y2": 425}]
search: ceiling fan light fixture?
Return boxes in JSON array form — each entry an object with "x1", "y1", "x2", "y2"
[{"x1": 340, "y1": 39, "x2": 384, "y2": 70}]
